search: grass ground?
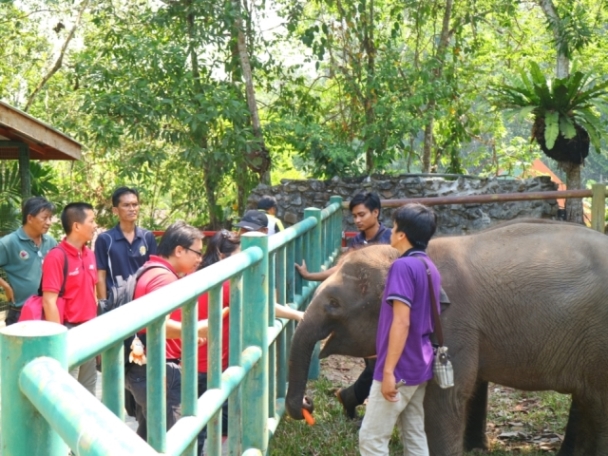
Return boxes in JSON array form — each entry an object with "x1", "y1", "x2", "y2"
[{"x1": 270, "y1": 357, "x2": 570, "y2": 455}]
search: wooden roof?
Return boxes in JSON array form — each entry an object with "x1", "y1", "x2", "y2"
[{"x1": 0, "y1": 101, "x2": 82, "y2": 160}]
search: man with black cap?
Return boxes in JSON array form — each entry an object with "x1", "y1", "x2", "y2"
[
  {"x1": 235, "y1": 210, "x2": 268, "y2": 235},
  {"x1": 235, "y1": 209, "x2": 303, "y2": 322},
  {"x1": 257, "y1": 195, "x2": 284, "y2": 235}
]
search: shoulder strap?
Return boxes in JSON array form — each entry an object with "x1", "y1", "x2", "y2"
[
  {"x1": 104, "y1": 232, "x2": 115, "y2": 287},
  {"x1": 57, "y1": 247, "x2": 69, "y2": 297},
  {"x1": 414, "y1": 256, "x2": 443, "y2": 347},
  {"x1": 135, "y1": 263, "x2": 174, "y2": 282}
]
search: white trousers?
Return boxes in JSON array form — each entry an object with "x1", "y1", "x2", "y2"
[{"x1": 359, "y1": 380, "x2": 429, "y2": 456}]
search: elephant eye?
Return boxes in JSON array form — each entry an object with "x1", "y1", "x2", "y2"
[{"x1": 328, "y1": 298, "x2": 340, "y2": 309}]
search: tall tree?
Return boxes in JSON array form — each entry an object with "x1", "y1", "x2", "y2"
[{"x1": 537, "y1": 0, "x2": 594, "y2": 223}]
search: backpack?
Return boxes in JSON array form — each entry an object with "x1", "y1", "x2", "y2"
[
  {"x1": 98, "y1": 263, "x2": 170, "y2": 314},
  {"x1": 101, "y1": 230, "x2": 152, "y2": 311}
]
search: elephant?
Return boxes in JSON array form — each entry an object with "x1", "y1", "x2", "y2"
[{"x1": 285, "y1": 219, "x2": 608, "y2": 455}]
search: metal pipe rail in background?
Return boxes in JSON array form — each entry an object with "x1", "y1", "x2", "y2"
[
  {"x1": 349, "y1": 184, "x2": 606, "y2": 234},
  {"x1": 0, "y1": 198, "x2": 344, "y2": 456}
]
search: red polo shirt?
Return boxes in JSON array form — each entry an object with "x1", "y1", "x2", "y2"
[
  {"x1": 42, "y1": 239, "x2": 98, "y2": 324},
  {"x1": 134, "y1": 255, "x2": 182, "y2": 360},
  {"x1": 198, "y1": 281, "x2": 230, "y2": 372},
  {"x1": 175, "y1": 280, "x2": 230, "y2": 372}
]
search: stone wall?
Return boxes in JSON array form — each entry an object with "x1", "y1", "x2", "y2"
[{"x1": 248, "y1": 175, "x2": 559, "y2": 235}]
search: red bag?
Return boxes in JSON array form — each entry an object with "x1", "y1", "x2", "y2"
[
  {"x1": 18, "y1": 247, "x2": 68, "y2": 323},
  {"x1": 19, "y1": 296, "x2": 66, "y2": 323}
]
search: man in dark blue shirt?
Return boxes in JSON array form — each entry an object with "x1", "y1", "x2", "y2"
[
  {"x1": 296, "y1": 192, "x2": 391, "y2": 419},
  {"x1": 296, "y1": 192, "x2": 392, "y2": 281},
  {"x1": 348, "y1": 192, "x2": 392, "y2": 247},
  {"x1": 95, "y1": 187, "x2": 158, "y2": 304}
]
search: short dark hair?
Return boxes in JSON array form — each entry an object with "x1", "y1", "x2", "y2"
[
  {"x1": 157, "y1": 221, "x2": 203, "y2": 257},
  {"x1": 392, "y1": 203, "x2": 437, "y2": 250},
  {"x1": 257, "y1": 195, "x2": 277, "y2": 211},
  {"x1": 201, "y1": 230, "x2": 241, "y2": 269},
  {"x1": 61, "y1": 202, "x2": 94, "y2": 235},
  {"x1": 112, "y1": 187, "x2": 140, "y2": 207},
  {"x1": 349, "y1": 192, "x2": 381, "y2": 214},
  {"x1": 22, "y1": 197, "x2": 55, "y2": 225}
]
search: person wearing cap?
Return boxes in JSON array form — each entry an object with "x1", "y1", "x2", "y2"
[
  {"x1": 235, "y1": 210, "x2": 269, "y2": 235},
  {"x1": 257, "y1": 195, "x2": 285, "y2": 235},
  {"x1": 235, "y1": 209, "x2": 303, "y2": 322}
]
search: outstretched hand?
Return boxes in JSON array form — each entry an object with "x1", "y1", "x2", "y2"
[{"x1": 295, "y1": 260, "x2": 309, "y2": 279}]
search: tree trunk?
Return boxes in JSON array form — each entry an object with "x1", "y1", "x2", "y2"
[
  {"x1": 234, "y1": 0, "x2": 271, "y2": 183},
  {"x1": 23, "y1": 0, "x2": 90, "y2": 112},
  {"x1": 559, "y1": 162, "x2": 584, "y2": 224},
  {"x1": 186, "y1": 8, "x2": 219, "y2": 228},
  {"x1": 363, "y1": 0, "x2": 376, "y2": 174},
  {"x1": 538, "y1": 0, "x2": 584, "y2": 222},
  {"x1": 422, "y1": 117, "x2": 434, "y2": 172},
  {"x1": 421, "y1": 0, "x2": 453, "y2": 173},
  {"x1": 538, "y1": 0, "x2": 569, "y2": 78}
]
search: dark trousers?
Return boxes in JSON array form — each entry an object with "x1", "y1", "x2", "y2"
[
  {"x1": 125, "y1": 362, "x2": 182, "y2": 441},
  {"x1": 197, "y1": 372, "x2": 229, "y2": 455},
  {"x1": 353, "y1": 358, "x2": 377, "y2": 405},
  {"x1": 5, "y1": 308, "x2": 21, "y2": 326}
]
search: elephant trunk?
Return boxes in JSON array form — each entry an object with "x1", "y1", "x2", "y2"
[{"x1": 285, "y1": 315, "x2": 330, "y2": 420}]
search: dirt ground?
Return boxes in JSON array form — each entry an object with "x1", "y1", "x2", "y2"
[{"x1": 319, "y1": 355, "x2": 564, "y2": 453}]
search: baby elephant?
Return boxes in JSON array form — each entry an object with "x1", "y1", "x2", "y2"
[{"x1": 286, "y1": 220, "x2": 606, "y2": 455}]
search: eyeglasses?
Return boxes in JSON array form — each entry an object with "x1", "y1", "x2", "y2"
[{"x1": 185, "y1": 247, "x2": 203, "y2": 258}]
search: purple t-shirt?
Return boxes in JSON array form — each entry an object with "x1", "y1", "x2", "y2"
[{"x1": 374, "y1": 250, "x2": 441, "y2": 386}]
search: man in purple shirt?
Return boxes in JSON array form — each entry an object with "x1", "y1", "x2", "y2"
[{"x1": 359, "y1": 203, "x2": 441, "y2": 456}]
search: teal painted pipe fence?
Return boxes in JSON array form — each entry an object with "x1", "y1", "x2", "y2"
[{"x1": 0, "y1": 198, "x2": 343, "y2": 455}]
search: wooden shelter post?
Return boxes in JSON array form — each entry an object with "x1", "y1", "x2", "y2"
[{"x1": 18, "y1": 143, "x2": 31, "y2": 199}]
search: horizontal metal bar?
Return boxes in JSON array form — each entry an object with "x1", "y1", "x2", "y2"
[
  {"x1": 164, "y1": 346, "x2": 262, "y2": 456},
  {"x1": 293, "y1": 284, "x2": 316, "y2": 310},
  {"x1": 361, "y1": 189, "x2": 596, "y2": 208},
  {"x1": 67, "y1": 247, "x2": 264, "y2": 367},
  {"x1": 268, "y1": 217, "x2": 317, "y2": 253},
  {"x1": 19, "y1": 357, "x2": 156, "y2": 456},
  {"x1": 320, "y1": 202, "x2": 341, "y2": 221},
  {"x1": 267, "y1": 320, "x2": 287, "y2": 347}
]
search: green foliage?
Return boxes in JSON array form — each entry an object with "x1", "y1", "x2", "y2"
[
  {"x1": 0, "y1": 161, "x2": 60, "y2": 236},
  {"x1": 4, "y1": 0, "x2": 608, "y2": 228},
  {"x1": 492, "y1": 62, "x2": 608, "y2": 152}
]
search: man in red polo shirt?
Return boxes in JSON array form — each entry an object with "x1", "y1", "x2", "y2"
[
  {"x1": 42, "y1": 202, "x2": 98, "y2": 394},
  {"x1": 125, "y1": 220, "x2": 209, "y2": 442}
]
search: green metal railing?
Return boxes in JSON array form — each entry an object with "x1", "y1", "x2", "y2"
[{"x1": 0, "y1": 197, "x2": 343, "y2": 456}]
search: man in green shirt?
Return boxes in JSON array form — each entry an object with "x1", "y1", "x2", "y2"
[{"x1": 0, "y1": 197, "x2": 57, "y2": 325}]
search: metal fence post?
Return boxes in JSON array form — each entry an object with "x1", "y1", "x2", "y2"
[
  {"x1": 591, "y1": 183, "x2": 606, "y2": 233},
  {"x1": 1, "y1": 321, "x2": 68, "y2": 456},
  {"x1": 101, "y1": 341, "x2": 125, "y2": 420},
  {"x1": 304, "y1": 208, "x2": 322, "y2": 380},
  {"x1": 241, "y1": 233, "x2": 269, "y2": 453},
  {"x1": 329, "y1": 196, "x2": 343, "y2": 255}
]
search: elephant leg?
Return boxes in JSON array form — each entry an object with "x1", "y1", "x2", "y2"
[
  {"x1": 572, "y1": 394, "x2": 608, "y2": 456},
  {"x1": 556, "y1": 397, "x2": 578, "y2": 456},
  {"x1": 464, "y1": 381, "x2": 488, "y2": 451}
]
